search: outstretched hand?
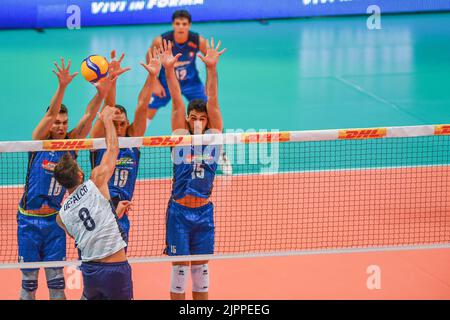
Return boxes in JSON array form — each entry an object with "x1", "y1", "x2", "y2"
[
  {"x1": 197, "y1": 38, "x2": 226, "y2": 68},
  {"x1": 159, "y1": 39, "x2": 182, "y2": 70},
  {"x1": 140, "y1": 46, "x2": 162, "y2": 77},
  {"x1": 53, "y1": 57, "x2": 78, "y2": 87},
  {"x1": 109, "y1": 50, "x2": 131, "y2": 80}
]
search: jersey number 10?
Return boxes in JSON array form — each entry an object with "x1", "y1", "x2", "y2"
[{"x1": 48, "y1": 177, "x2": 63, "y2": 196}]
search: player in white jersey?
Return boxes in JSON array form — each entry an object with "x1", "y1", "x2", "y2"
[{"x1": 54, "y1": 106, "x2": 132, "y2": 300}]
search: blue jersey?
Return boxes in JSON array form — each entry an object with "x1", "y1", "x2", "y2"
[
  {"x1": 90, "y1": 147, "x2": 140, "y2": 202},
  {"x1": 20, "y1": 150, "x2": 76, "y2": 211},
  {"x1": 171, "y1": 144, "x2": 220, "y2": 200},
  {"x1": 159, "y1": 31, "x2": 201, "y2": 85}
]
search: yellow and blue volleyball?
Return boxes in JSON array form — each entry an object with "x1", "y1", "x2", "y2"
[{"x1": 81, "y1": 55, "x2": 109, "y2": 83}]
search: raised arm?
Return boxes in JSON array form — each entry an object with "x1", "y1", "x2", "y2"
[
  {"x1": 128, "y1": 48, "x2": 161, "y2": 137},
  {"x1": 56, "y1": 214, "x2": 72, "y2": 239},
  {"x1": 68, "y1": 75, "x2": 114, "y2": 139},
  {"x1": 197, "y1": 38, "x2": 226, "y2": 132},
  {"x1": 159, "y1": 40, "x2": 186, "y2": 132},
  {"x1": 90, "y1": 106, "x2": 119, "y2": 198},
  {"x1": 32, "y1": 58, "x2": 78, "y2": 140},
  {"x1": 91, "y1": 50, "x2": 130, "y2": 138},
  {"x1": 146, "y1": 36, "x2": 166, "y2": 99},
  {"x1": 199, "y1": 36, "x2": 208, "y2": 56}
]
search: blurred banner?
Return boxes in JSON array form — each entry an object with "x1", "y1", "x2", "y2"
[{"x1": 1, "y1": 0, "x2": 450, "y2": 29}]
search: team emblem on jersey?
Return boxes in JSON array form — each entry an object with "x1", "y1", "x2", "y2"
[
  {"x1": 42, "y1": 160, "x2": 57, "y2": 172},
  {"x1": 186, "y1": 154, "x2": 215, "y2": 164},
  {"x1": 189, "y1": 51, "x2": 195, "y2": 58},
  {"x1": 188, "y1": 41, "x2": 198, "y2": 49},
  {"x1": 116, "y1": 157, "x2": 134, "y2": 167}
]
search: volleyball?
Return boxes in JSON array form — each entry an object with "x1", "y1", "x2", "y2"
[{"x1": 81, "y1": 55, "x2": 109, "y2": 83}]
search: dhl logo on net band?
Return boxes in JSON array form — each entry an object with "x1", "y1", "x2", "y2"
[
  {"x1": 143, "y1": 136, "x2": 192, "y2": 147},
  {"x1": 434, "y1": 125, "x2": 450, "y2": 135},
  {"x1": 338, "y1": 128, "x2": 387, "y2": 140},
  {"x1": 43, "y1": 139, "x2": 93, "y2": 150},
  {"x1": 240, "y1": 132, "x2": 291, "y2": 144}
]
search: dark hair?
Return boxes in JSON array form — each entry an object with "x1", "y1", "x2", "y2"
[
  {"x1": 54, "y1": 153, "x2": 80, "y2": 189},
  {"x1": 187, "y1": 99, "x2": 207, "y2": 116},
  {"x1": 172, "y1": 10, "x2": 192, "y2": 23},
  {"x1": 46, "y1": 104, "x2": 68, "y2": 114},
  {"x1": 114, "y1": 104, "x2": 128, "y2": 119}
]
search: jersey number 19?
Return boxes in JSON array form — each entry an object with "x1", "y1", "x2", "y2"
[{"x1": 113, "y1": 169, "x2": 129, "y2": 187}]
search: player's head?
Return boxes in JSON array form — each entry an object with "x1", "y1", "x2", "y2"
[
  {"x1": 47, "y1": 104, "x2": 69, "y2": 139},
  {"x1": 113, "y1": 104, "x2": 129, "y2": 137},
  {"x1": 172, "y1": 10, "x2": 192, "y2": 37},
  {"x1": 54, "y1": 153, "x2": 85, "y2": 190},
  {"x1": 187, "y1": 99, "x2": 208, "y2": 134}
]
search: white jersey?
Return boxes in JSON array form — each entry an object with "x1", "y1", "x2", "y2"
[{"x1": 59, "y1": 179, "x2": 126, "y2": 262}]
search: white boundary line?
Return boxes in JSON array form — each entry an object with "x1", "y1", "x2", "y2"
[
  {"x1": 1, "y1": 243, "x2": 450, "y2": 270},
  {"x1": 1, "y1": 163, "x2": 449, "y2": 189}
]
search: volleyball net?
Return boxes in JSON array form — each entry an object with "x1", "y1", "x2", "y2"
[{"x1": 0, "y1": 124, "x2": 450, "y2": 269}]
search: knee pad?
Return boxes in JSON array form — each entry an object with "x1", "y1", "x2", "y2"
[
  {"x1": 170, "y1": 265, "x2": 189, "y2": 294},
  {"x1": 21, "y1": 269, "x2": 39, "y2": 300},
  {"x1": 45, "y1": 267, "x2": 66, "y2": 290},
  {"x1": 191, "y1": 264, "x2": 209, "y2": 293}
]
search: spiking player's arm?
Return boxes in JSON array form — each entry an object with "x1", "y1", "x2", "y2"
[
  {"x1": 68, "y1": 75, "x2": 115, "y2": 139},
  {"x1": 91, "y1": 51, "x2": 131, "y2": 138},
  {"x1": 198, "y1": 38, "x2": 226, "y2": 132},
  {"x1": 128, "y1": 48, "x2": 162, "y2": 137},
  {"x1": 56, "y1": 215, "x2": 71, "y2": 238},
  {"x1": 90, "y1": 106, "x2": 119, "y2": 199},
  {"x1": 159, "y1": 40, "x2": 186, "y2": 132},
  {"x1": 32, "y1": 58, "x2": 78, "y2": 140}
]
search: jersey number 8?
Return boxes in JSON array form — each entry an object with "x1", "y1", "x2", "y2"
[{"x1": 79, "y1": 207, "x2": 96, "y2": 231}]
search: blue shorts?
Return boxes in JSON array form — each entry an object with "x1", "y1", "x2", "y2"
[
  {"x1": 149, "y1": 80, "x2": 207, "y2": 109},
  {"x1": 165, "y1": 200, "x2": 215, "y2": 256},
  {"x1": 80, "y1": 261, "x2": 133, "y2": 300},
  {"x1": 17, "y1": 211, "x2": 66, "y2": 271}
]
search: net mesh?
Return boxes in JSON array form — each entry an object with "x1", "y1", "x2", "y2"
[{"x1": 1, "y1": 126, "x2": 450, "y2": 268}]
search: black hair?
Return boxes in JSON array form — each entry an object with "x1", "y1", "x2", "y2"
[
  {"x1": 172, "y1": 10, "x2": 192, "y2": 23},
  {"x1": 46, "y1": 104, "x2": 68, "y2": 114},
  {"x1": 114, "y1": 104, "x2": 128, "y2": 118},
  {"x1": 187, "y1": 99, "x2": 207, "y2": 116}
]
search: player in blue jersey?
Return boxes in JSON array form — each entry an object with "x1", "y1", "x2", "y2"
[
  {"x1": 17, "y1": 58, "x2": 115, "y2": 300},
  {"x1": 90, "y1": 49, "x2": 162, "y2": 246},
  {"x1": 159, "y1": 38, "x2": 225, "y2": 300},
  {"x1": 147, "y1": 9, "x2": 232, "y2": 175},
  {"x1": 146, "y1": 10, "x2": 208, "y2": 122}
]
